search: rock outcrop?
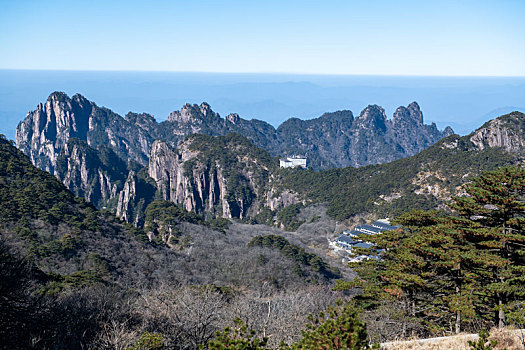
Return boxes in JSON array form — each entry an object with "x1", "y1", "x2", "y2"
[
  {"x1": 276, "y1": 102, "x2": 453, "y2": 168},
  {"x1": 147, "y1": 134, "x2": 279, "y2": 219},
  {"x1": 115, "y1": 170, "x2": 157, "y2": 227},
  {"x1": 16, "y1": 92, "x2": 154, "y2": 175},
  {"x1": 17, "y1": 92, "x2": 453, "y2": 173},
  {"x1": 55, "y1": 139, "x2": 127, "y2": 208},
  {"x1": 469, "y1": 112, "x2": 525, "y2": 153}
]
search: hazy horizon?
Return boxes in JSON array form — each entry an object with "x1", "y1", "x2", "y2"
[{"x1": 1, "y1": 69, "x2": 524, "y2": 141}]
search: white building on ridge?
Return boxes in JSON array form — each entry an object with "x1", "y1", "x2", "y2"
[{"x1": 279, "y1": 156, "x2": 307, "y2": 168}]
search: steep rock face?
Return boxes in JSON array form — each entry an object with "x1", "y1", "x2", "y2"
[
  {"x1": 388, "y1": 102, "x2": 454, "y2": 159},
  {"x1": 16, "y1": 92, "x2": 154, "y2": 174},
  {"x1": 148, "y1": 135, "x2": 280, "y2": 219},
  {"x1": 275, "y1": 110, "x2": 355, "y2": 168},
  {"x1": 18, "y1": 93, "x2": 452, "y2": 174},
  {"x1": 16, "y1": 92, "x2": 453, "y2": 222},
  {"x1": 160, "y1": 100, "x2": 452, "y2": 169},
  {"x1": 347, "y1": 105, "x2": 390, "y2": 166},
  {"x1": 148, "y1": 140, "x2": 206, "y2": 214},
  {"x1": 115, "y1": 170, "x2": 157, "y2": 226},
  {"x1": 160, "y1": 102, "x2": 277, "y2": 150},
  {"x1": 116, "y1": 171, "x2": 138, "y2": 224},
  {"x1": 55, "y1": 139, "x2": 128, "y2": 208},
  {"x1": 276, "y1": 103, "x2": 452, "y2": 168},
  {"x1": 148, "y1": 139, "x2": 238, "y2": 218},
  {"x1": 16, "y1": 93, "x2": 92, "y2": 173},
  {"x1": 265, "y1": 188, "x2": 300, "y2": 211},
  {"x1": 469, "y1": 112, "x2": 525, "y2": 153}
]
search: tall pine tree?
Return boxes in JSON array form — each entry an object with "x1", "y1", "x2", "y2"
[{"x1": 449, "y1": 166, "x2": 525, "y2": 328}]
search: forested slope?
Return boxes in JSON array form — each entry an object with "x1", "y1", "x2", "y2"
[{"x1": 280, "y1": 112, "x2": 525, "y2": 221}]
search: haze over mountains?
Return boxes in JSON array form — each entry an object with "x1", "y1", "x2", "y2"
[{"x1": 2, "y1": 70, "x2": 525, "y2": 140}]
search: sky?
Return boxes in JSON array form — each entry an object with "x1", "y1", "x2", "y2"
[{"x1": 1, "y1": 0, "x2": 525, "y2": 76}]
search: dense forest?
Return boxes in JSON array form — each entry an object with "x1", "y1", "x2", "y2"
[{"x1": 279, "y1": 133, "x2": 519, "y2": 221}]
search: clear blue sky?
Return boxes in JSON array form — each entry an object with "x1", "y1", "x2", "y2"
[{"x1": 1, "y1": 0, "x2": 524, "y2": 76}]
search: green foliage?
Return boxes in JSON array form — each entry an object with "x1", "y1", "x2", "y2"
[
  {"x1": 0, "y1": 136, "x2": 86, "y2": 225},
  {"x1": 206, "y1": 318, "x2": 268, "y2": 350},
  {"x1": 144, "y1": 200, "x2": 205, "y2": 244},
  {"x1": 248, "y1": 235, "x2": 340, "y2": 279},
  {"x1": 248, "y1": 207, "x2": 275, "y2": 226},
  {"x1": 126, "y1": 224, "x2": 150, "y2": 244},
  {"x1": 185, "y1": 133, "x2": 276, "y2": 217},
  {"x1": 55, "y1": 138, "x2": 129, "y2": 209},
  {"x1": 88, "y1": 253, "x2": 112, "y2": 275},
  {"x1": 208, "y1": 305, "x2": 370, "y2": 350},
  {"x1": 39, "y1": 270, "x2": 104, "y2": 295},
  {"x1": 449, "y1": 166, "x2": 525, "y2": 328},
  {"x1": 286, "y1": 302, "x2": 370, "y2": 350},
  {"x1": 276, "y1": 203, "x2": 305, "y2": 231},
  {"x1": 279, "y1": 134, "x2": 517, "y2": 220},
  {"x1": 468, "y1": 330, "x2": 499, "y2": 350},
  {"x1": 145, "y1": 200, "x2": 204, "y2": 226},
  {"x1": 206, "y1": 217, "x2": 232, "y2": 233},
  {"x1": 0, "y1": 136, "x2": 127, "y2": 264},
  {"x1": 130, "y1": 331, "x2": 164, "y2": 350},
  {"x1": 346, "y1": 166, "x2": 525, "y2": 336}
]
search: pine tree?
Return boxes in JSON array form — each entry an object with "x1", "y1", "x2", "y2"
[
  {"x1": 206, "y1": 318, "x2": 268, "y2": 350},
  {"x1": 344, "y1": 166, "x2": 525, "y2": 336},
  {"x1": 286, "y1": 302, "x2": 370, "y2": 350},
  {"x1": 370, "y1": 210, "x2": 479, "y2": 334},
  {"x1": 449, "y1": 166, "x2": 525, "y2": 328}
]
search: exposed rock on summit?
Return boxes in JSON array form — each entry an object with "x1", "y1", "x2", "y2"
[
  {"x1": 469, "y1": 112, "x2": 525, "y2": 153},
  {"x1": 147, "y1": 134, "x2": 286, "y2": 219},
  {"x1": 16, "y1": 92, "x2": 153, "y2": 174}
]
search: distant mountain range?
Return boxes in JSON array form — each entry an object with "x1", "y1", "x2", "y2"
[
  {"x1": 16, "y1": 92, "x2": 452, "y2": 172},
  {"x1": 14, "y1": 92, "x2": 525, "y2": 226},
  {"x1": 3, "y1": 71, "x2": 525, "y2": 140}
]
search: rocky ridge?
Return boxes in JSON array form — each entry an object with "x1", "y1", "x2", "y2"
[
  {"x1": 15, "y1": 92, "x2": 458, "y2": 225},
  {"x1": 469, "y1": 111, "x2": 525, "y2": 152},
  {"x1": 17, "y1": 92, "x2": 453, "y2": 173},
  {"x1": 146, "y1": 134, "x2": 295, "y2": 219},
  {"x1": 279, "y1": 111, "x2": 525, "y2": 221},
  {"x1": 16, "y1": 92, "x2": 153, "y2": 175}
]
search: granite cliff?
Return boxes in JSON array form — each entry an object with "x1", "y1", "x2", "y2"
[
  {"x1": 147, "y1": 134, "x2": 291, "y2": 219},
  {"x1": 469, "y1": 111, "x2": 525, "y2": 152},
  {"x1": 16, "y1": 92, "x2": 153, "y2": 175},
  {"x1": 160, "y1": 100, "x2": 453, "y2": 169},
  {"x1": 279, "y1": 111, "x2": 525, "y2": 221}
]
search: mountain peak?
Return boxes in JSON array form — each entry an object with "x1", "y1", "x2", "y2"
[
  {"x1": 48, "y1": 91, "x2": 70, "y2": 103},
  {"x1": 393, "y1": 102, "x2": 423, "y2": 126},
  {"x1": 407, "y1": 101, "x2": 423, "y2": 124},
  {"x1": 469, "y1": 111, "x2": 525, "y2": 152},
  {"x1": 167, "y1": 102, "x2": 219, "y2": 123},
  {"x1": 443, "y1": 126, "x2": 454, "y2": 136},
  {"x1": 357, "y1": 105, "x2": 387, "y2": 132},
  {"x1": 226, "y1": 113, "x2": 241, "y2": 124},
  {"x1": 200, "y1": 102, "x2": 213, "y2": 116},
  {"x1": 125, "y1": 112, "x2": 157, "y2": 131}
]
